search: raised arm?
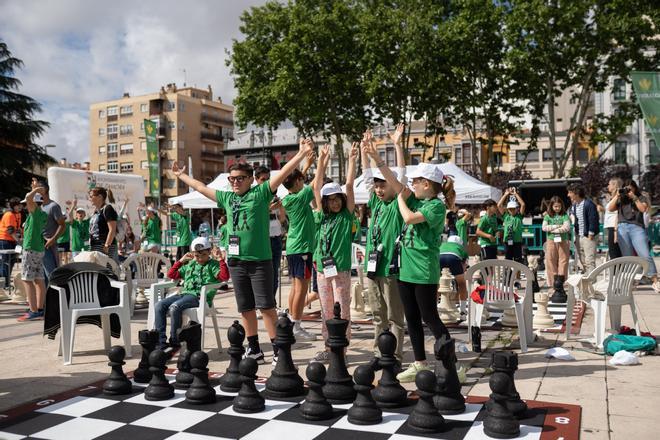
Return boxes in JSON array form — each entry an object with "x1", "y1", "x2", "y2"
[
  {"x1": 301, "y1": 149, "x2": 315, "y2": 177},
  {"x1": 513, "y1": 190, "x2": 526, "y2": 215},
  {"x1": 118, "y1": 197, "x2": 129, "y2": 217},
  {"x1": 68, "y1": 198, "x2": 78, "y2": 222},
  {"x1": 364, "y1": 135, "x2": 404, "y2": 193},
  {"x1": 389, "y1": 123, "x2": 407, "y2": 184},
  {"x1": 497, "y1": 188, "x2": 510, "y2": 215},
  {"x1": 269, "y1": 138, "x2": 314, "y2": 193},
  {"x1": 345, "y1": 142, "x2": 358, "y2": 213},
  {"x1": 313, "y1": 145, "x2": 330, "y2": 211},
  {"x1": 360, "y1": 131, "x2": 375, "y2": 194},
  {"x1": 172, "y1": 162, "x2": 217, "y2": 201},
  {"x1": 25, "y1": 187, "x2": 44, "y2": 214},
  {"x1": 397, "y1": 187, "x2": 427, "y2": 225}
]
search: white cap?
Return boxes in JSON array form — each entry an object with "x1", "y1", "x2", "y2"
[
  {"x1": 21, "y1": 193, "x2": 43, "y2": 203},
  {"x1": 506, "y1": 201, "x2": 519, "y2": 209},
  {"x1": 190, "y1": 236, "x2": 212, "y2": 252},
  {"x1": 457, "y1": 208, "x2": 468, "y2": 218},
  {"x1": 321, "y1": 182, "x2": 344, "y2": 197},
  {"x1": 372, "y1": 168, "x2": 398, "y2": 181},
  {"x1": 147, "y1": 207, "x2": 158, "y2": 213},
  {"x1": 76, "y1": 207, "x2": 86, "y2": 213},
  {"x1": 480, "y1": 210, "x2": 487, "y2": 217},
  {"x1": 448, "y1": 235, "x2": 464, "y2": 246},
  {"x1": 408, "y1": 163, "x2": 444, "y2": 184}
]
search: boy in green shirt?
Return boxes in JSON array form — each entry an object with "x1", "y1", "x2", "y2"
[
  {"x1": 497, "y1": 187, "x2": 526, "y2": 264},
  {"x1": 18, "y1": 187, "x2": 47, "y2": 322},
  {"x1": 439, "y1": 235, "x2": 469, "y2": 317},
  {"x1": 68, "y1": 200, "x2": 90, "y2": 257},
  {"x1": 455, "y1": 209, "x2": 473, "y2": 251},
  {"x1": 476, "y1": 199, "x2": 500, "y2": 260},
  {"x1": 142, "y1": 207, "x2": 162, "y2": 252},
  {"x1": 168, "y1": 203, "x2": 192, "y2": 260}
]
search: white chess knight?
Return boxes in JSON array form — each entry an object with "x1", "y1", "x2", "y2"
[{"x1": 437, "y1": 267, "x2": 460, "y2": 323}]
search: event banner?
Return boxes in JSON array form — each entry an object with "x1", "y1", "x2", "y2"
[
  {"x1": 144, "y1": 119, "x2": 160, "y2": 198},
  {"x1": 631, "y1": 71, "x2": 660, "y2": 162}
]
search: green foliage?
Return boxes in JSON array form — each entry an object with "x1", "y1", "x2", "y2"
[
  {"x1": 0, "y1": 41, "x2": 54, "y2": 201},
  {"x1": 490, "y1": 166, "x2": 533, "y2": 191},
  {"x1": 641, "y1": 164, "x2": 660, "y2": 205},
  {"x1": 572, "y1": 158, "x2": 631, "y2": 199}
]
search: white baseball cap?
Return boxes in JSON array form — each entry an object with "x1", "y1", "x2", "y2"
[
  {"x1": 448, "y1": 235, "x2": 464, "y2": 246},
  {"x1": 76, "y1": 207, "x2": 86, "y2": 213},
  {"x1": 457, "y1": 208, "x2": 468, "y2": 218},
  {"x1": 506, "y1": 201, "x2": 519, "y2": 209},
  {"x1": 321, "y1": 182, "x2": 344, "y2": 197},
  {"x1": 408, "y1": 163, "x2": 444, "y2": 184},
  {"x1": 372, "y1": 168, "x2": 398, "y2": 181},
  {"x1": 190, "y1": 236, "x2": 212, "y2": 252}
]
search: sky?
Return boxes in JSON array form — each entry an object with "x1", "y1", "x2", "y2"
[{"x1": 0, "y1": 0, "x2": 267, "y2": 163}]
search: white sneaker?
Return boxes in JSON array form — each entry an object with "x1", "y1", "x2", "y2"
[
  {"x1": 396, "y1": 361, "x2": 432, "y2": 383},
  {"x1": 294, "y1": 326, "x2": 317, "y2": 341},
  {"x1": 242, "y1": 347, "x2": 265, "y2": 364}
]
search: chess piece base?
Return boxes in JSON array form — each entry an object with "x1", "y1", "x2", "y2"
[{"x1": 501, "y1": 308, "x2": 518, "y2": 327}]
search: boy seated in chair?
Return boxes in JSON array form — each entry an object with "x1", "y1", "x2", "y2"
[{"x1": 155, "y1": 236, "x2": 229, "y2": 351}]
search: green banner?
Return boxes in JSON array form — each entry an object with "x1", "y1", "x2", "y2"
[
  {"x1": 144, "y1": 119, "x2": 160, "y2": 198},
  {"x1": 631, "y1": 71, "x2": 660, "y2": 163}
]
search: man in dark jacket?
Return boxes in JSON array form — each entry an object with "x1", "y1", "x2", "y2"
[{"x1": 567, "y1": 184, "x2": 599, "y2": 274}]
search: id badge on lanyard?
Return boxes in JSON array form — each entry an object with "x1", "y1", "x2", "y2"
[
  {"x1": 322, "y1": 256, "x2": 338, "y2": 277},
  {"x1": 367, "y1": 251, "x2": 378, "y2": 273},
  {"x1": 554, "y1": 235, "x2": 562, "y2": 243},
  {"x1": 228, "y1": 235, "x2": 240, "y2": 256},
  {"x1": 507, "y1": 239, "x2": 514, "y2": 246}
]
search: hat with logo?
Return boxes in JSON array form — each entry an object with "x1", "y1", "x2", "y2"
[{"x1": 190, "y1": 236, "x2": 212, "y2": 252}]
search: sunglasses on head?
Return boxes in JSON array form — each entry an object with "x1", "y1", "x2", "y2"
[{"x1": 228, "y1": 175, "x2": 249, "y2": 183}]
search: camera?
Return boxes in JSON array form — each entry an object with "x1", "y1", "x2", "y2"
[
  {"x1": 618, "y1": 187, "x2": 629, "y2": 196},
  {"x1": 269, "y1": 213, "x2": 277, "y2": 220}
]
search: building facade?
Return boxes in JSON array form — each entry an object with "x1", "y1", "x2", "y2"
[{"x1": 89, "y1": 83, "x2": 234, "y2": 199}]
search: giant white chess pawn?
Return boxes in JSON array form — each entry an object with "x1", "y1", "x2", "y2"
[
  {"x1": 533, "y1": 292, "x2": 555, "y2": 329},
  {"x1": 437, "y1": 268, "x2": 460, "y2": 323}
]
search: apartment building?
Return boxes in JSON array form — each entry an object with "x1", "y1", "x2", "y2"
[{"x1": 89, "y1": 83, "x2": 234, "y2": 199}]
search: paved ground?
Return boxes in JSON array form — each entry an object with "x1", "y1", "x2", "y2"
[{"x1": 1, "y1": 263, "x2": 659, "y2": 439}]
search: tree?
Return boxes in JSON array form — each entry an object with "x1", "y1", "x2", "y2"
[
  {"x1": 0, "y1": 41, "x2": 54, "y2": 201},
  {"x1": 569, "y1": 158, "x2": 631, "y2": 200},
  {"x1": 228, "y1": 0, "x2": 370, "y2": 181},
  {"x1": 641, "y1": 164, "x2": 660, "y2": 205},
  {"x1": 490, "y1": 166, "x2": 533, "y2": 191}
]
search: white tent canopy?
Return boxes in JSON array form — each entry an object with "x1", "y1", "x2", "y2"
[
  {"x1": 168, "y1": 171, "x2": 290, "y2": 209},
  {"x1": 350, "y1": 163, "x2": 501, "y2": 205}
]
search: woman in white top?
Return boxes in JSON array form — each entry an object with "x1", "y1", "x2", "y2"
[{"x1": 604, "y1": 178, "x2": 622, "y2": 259}]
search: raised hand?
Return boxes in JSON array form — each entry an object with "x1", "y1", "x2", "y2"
[
  {"x1": 349, "y1": 142, "x2": 359, "y2": 160},
  {"x1": 300, "y1": 138, "x2": 314, "y2": 155},
  {"x1": 319, "y1": 144, "x2": 330, "y2": 161},
  {"x1": 399, "y1": 186, "x2": 412, "y2": 200},
  {"x1": 172, "y1": 161, "x2": 186, "y2": 177},
  {"x1": 211, "y1": 246, "x2": 223, "y2": 260},
  {"x1": 387, "y1": 122, "x2": 404, "y2": 145}
]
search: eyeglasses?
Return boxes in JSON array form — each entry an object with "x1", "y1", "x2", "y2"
[{"x1": 228, "y1": 175, "x2": 249, "y2": 184}]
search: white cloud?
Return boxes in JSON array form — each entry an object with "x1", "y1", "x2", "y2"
[{"x1": 1, "y1": 0, "x2": 267, "y2": 162}]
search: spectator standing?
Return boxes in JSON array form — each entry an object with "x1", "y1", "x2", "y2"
[
  {"x1": 168, "y1": 203, "x2": 192, "y2": 260},
  {"x1": 68, "y1": 198, "x2": 90, "y2": 258},
  {"x1": 88, "y1": 187, "x2": 119, "y2": 261},
  {"x1": 0, "y1": 198, "x2": 22, "y2": 288},
  {"x1": 542, "y1": 196, "x2": 571, "y2": 303},
  {"x1": 142, "y1": 207, "x2": 162, "y2": 253},
  {"x1": 567, "y1": 184, "x2": 599, "y2": 274},
  {"x1": 35, "y1": 180, "x2": 65, "y2": 281},
  {"x1": 476, "y1": 199, "x2": 499, "y2": 260},
  {"x1": 604, "y1": 178, "x2": 622, "y2": 259}
]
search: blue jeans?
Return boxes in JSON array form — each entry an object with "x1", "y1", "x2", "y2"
[
  {"x1": 154, "y1": 294, "x2": 199, "y2": 346},
  {"x1": 270, "y1": 236, "x2": 282, "y2": 299},
  {"x1": 617, "y1": 222, "x2": 657, "y2": 276},
  {"x1": 0, "y1": 240, "x2": 16, "y2": 288},
  {"x1": 42, "y1": 246, "x2": 59, "y2": 285}
]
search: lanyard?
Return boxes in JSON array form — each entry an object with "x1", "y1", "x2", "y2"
[
  {"x1": 230, "y1": 196, "x2": 244, "y2": 231},
  {"x1": 321, "y1": 214, "x2": 341, "y2": 257},
  {"x1": 370, "y1": 204, "x2": 383, "y2": 247}
]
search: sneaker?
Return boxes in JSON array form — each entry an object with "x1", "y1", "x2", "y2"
[
  {"x1": 457, "y1": 365, "x2": 467, "y2": 384},
  {"x1": 293, "y1": 326, "x2": 317, "y2": 341},
  {"x1": 396, "y1": 361, "x2": 432, "y2": 383},
  {"x1": 272, "y1": 355, "x2": 279, "y2": 366},
  {"x1": 313, "y1": 350, "x2": 330, "y2": 362},
  {"x1": 17, "y1": 311, "x2": 42, "y2": 322},
  {"x1": 243, "y1": 347, "x2": 266, "y2": 364}
]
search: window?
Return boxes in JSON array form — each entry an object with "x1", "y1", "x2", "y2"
[
  {"x1": 99, "y1": 164, "x2": 106, "y2": 172},
  {"x1": 410, "y1": 154, "x2": 421, "y2": 165},
  {"x1": 542, "y1": 149, "x2": 563, "y2": 161},
  {"x1": 107, "y1": 143, "x2": 118, "y2": 158},
  {"x1": 169, "y1": 121, "x2": 176, "y2": 129},
  {"x1": 166, "y1": 101, "x2": 176, "y2": 111},
  {"x1": 107, "y1": 106, "x2": 118, "y2": 116},
  {"x1": 119, "y1": 124, "x2": 133, "y2": 135},
  {"x1": 516, "y1": 150, "x2": 539, "y2": 162},
  {"x1": 576, "y1": 148, "x2": 589, "y2": 162},
  {"x1": 107, "y1": 124, "x2": 118, "y2": 134},
  {"x1": 179, "y1": 102, "x2": 185, "y2": 111},
  {"x1": 614, "y1": 141, "x2": 627, "y2": 164},
  {"x1": 120, "y1": 162, "x2": 133, "y2": 173},
  {"x1": 107, "y1": 161, "x2": 118, "y2": 173},
  {"x1": 140, "y1": 103, "x2": 148, "y2": 113},
  {"x1": 140, "y1": 122, "x2": 145, "y2": 132},
  {"x1": 98, "y1": 128, "x2": 105, "y2": 137},
  {"x1": 462, "y1": 144, "x2": 472, "y2": 163},
  {"x1": 120, "y1": 143, "x2": 133, "y2": 154},
  {"x1": 178, "y1": 140, "x2": 185, "y2": 149},
  {"x1": 454, "y1": 148, "x2": 462, "y2": 164},
  {"x1": 98, "y1": 109, "x2": 106, "y2": 119},
  {"x1": 98, "y1": 145, "x2": 106, "y2": 155},
  {"x1": 386, "y1": 149, "x2": 395, "y2": 166},
  {"x1": 119, "y1": 105, "x2": 132, "y2": 115},
  {"x1": 166, "y1": 140, "x2": 175, "y2": 150},
  {"x1": 493, "y1": 152, "x2": 504, "y2": 167},
  {"x1": 141, "y1": 160, "x2": 149, "y2": 169},
  {"x1": 165, "y1": 178, "x2": 176, "y2": 189},
  {"x1": 613, "y1": 78, "x2": 626, "y2": 101},
  {"x1": 141, "y1": 141, "x2": 147, "y2": 151},
  {"x1": 179, "y1": 122, "x2": 185, "y2": 130}
]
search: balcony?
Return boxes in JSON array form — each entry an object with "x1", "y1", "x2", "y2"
[
  {"x1": 201, "y1": 113, "x2": 234, "y2": 126},
  {"x1": 107, "y1": 114, "x2": 118, "y2": 122},
  {"x1": 201, "y1": 150, "x2": 224, "y2": 162},
  {"x1": 201, "y1": 131, "x2": 223, "y2": 143},
  {"x1": 120, "y1": 111, "x2": 133, "y2": 117},
  {"x1": 107, "y1": 133, "x2": 118, "y2": 140},
  {"x1": 107, "y1": 152, "x2": 118, "y2": 158}
]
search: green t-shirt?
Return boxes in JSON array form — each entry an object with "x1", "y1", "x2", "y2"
[
  {"x1": 216, "y1": 224, "x2": 228, "y2": 247},
  {"x1": 145, "y1": 216, "x2": 161, "y2": 244},
  {"x1": 314, "y1": 208, "x2": 355, "y2": 273},
  {"x1": 57, "y1": 221, "x2": 70, "y2": 244},
  {"x1": 282, "y1": 185, "x2": 315, "y2": 255},
  {"x1": 456, "y1": 217, "x2": 469, "y2": 248},
  {"x1": 179, "y1": 259, "x2": 220, "y2": 306},
  {"x1": 544, "y1": 213, "x2": 570, "y2": 242},
  {"x1": 171, "y1": 212, "x2": 192, "y2": 247},
  {"x1": 215, "y1": 181, "x2": 273, "y2": 261},
  {"x1": 477, "y1": 214, "x2": 498, "y2": 246},
  {"x1": 70, "y1": 218, "x2": 90, "y2": 252},
  {"x1": 502, "y1": 212, "x2": 523, "y2": 243},
  {"x1": 440, "y1": 241, "x2": 468, "y2": 261},
  {"x1": 364, "y1": 193, "x2": 403, "y2": 277},
  {"x1": 23, "y1": 208, "x2": 47, "y2": 252},
  {"x1": 399, "y1": 197, "x2": 446, "y2": 285}
]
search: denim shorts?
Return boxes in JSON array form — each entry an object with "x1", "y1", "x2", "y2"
[{"x1": 227, "y1": 259, "x2": 275, "y2": 312}]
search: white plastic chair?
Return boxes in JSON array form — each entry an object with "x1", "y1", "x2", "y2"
[
  {"x1": 146, "y1": 281, "x2": 223, "y2": 351},
  {"x1": 73, "y1": 251, "x2": 120, "y2": 277},
  {"x1": 54, "y1": 271, "x2": 131, "y2": 365},
  {"x1": 565, "y1": 256, "x2": 647, "y2": 348},
  {"x1": 465, "y1": 260, "x2": 534, "y2": 353},
  {"x1": 120, "y1": 252, "x2": 171, "y2": 315}
]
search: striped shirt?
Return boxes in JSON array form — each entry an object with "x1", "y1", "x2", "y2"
[{"x1": 573, "y1": 200, "x2": 585, "y2": 236}]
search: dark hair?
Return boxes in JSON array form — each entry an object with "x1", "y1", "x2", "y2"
[
  {"x1": 322, "y1": 193, "x2": 347, "y2": 214},
  {"x1": 624, "y1": 179, "x2": 641, "y2": 197},
  {"x1": 546, "y1": 196, "x2": 566, "y2": 216},
  {"x1": 254, "y1": 166, "x2": 270, "y2": 179},
  {"x1": 228, "y1": 162, "x2": 254, "y2": 176},
  {"x1": 89, "y1": 187, "x2": 115, "y2": 203},
  {"x1": 483, "y1": 198, "x2": 497, "y2": 208},
  {"x1": 566, "y1": 184, "x2": 585, "y2": 198},
  {"x1": 34, "y1": 179, "x2": 49, "y2": 191},
  {"x1": 9, "y1": 197, "x2": 21, "y2": 208},
  {"x1": 283, "y1": 169, "x2": 304, "y2": 189}
]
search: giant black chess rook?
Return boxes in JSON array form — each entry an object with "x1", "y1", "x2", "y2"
[
  {"x1": 265, "y1": 313, "x2": 304, "y2": 398},
  {"x1": 322, "y1": 302, "x2": 356, "y2": 404}
]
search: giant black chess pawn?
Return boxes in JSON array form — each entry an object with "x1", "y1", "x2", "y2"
[
  {"x1": 145, "y1": 349, "x2": 175, "y2": 400},
  {"x1": 484, "y1": 363, "x2": 520, "y2": 439},
  {"x1": 134, "y1": 329, "x2": 159, "y2": 383},
  {"x1": 220, "y1": 320, "x2": 246, "y2": 393},
  {"x1": 323, "y1": 302, "x2": 356, "y2": 404},
  {"x1": 266, "y1": 313, "x2": 305, "y2": 398},
  {"x1": 372, "y1": 329, "x2": 408, "y2": 408},
  {"x1": 408, "y1": 370, "x2": 445, "y2": 433},
  {"x1": 174, "y1": 349, "x2": 193, "y2": 389},
  {"x1": 300, "y1": 362, "x2": 334, "y2": 421},
  {"x1": 185, "y1": 351, "x2": 216, "y2": 404},
  {"x1": 433, "y1": 336, "x2": 466, "y2": 415},
  {"x1": 347, "y1": 365, "x2": 382, "y2": 425},
  {"x1": 233, "y1": 357, "x2": 265, "y2": 413},
  {"x1": 492, "y1": 351, "x2": 527, "y2": 417},
  {"x1": 103, "y1": 346, "x2": 132, "y2": 395}
]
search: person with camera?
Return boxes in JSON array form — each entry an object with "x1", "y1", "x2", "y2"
[
  {"x1": 607, "y1": 179, "x2": 660, "y2": 292},
  {"x1": 497, "y1": 187, "x2": 526, "y2": 264}
]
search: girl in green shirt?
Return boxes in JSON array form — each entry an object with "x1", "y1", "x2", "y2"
[
  {"x1": 542, "y1": 196, "x2": 571, "y2": 300},
  {"x1": 68, "y1": 201, "x2": 90, "y2": 257},
  {"x1": 142, "y1": 207, "x2": 162, "y2": 252},
  {"x1": 312, "y1": 143, "x2": 357, "y2": 362}
]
